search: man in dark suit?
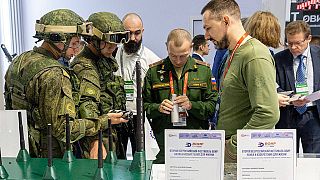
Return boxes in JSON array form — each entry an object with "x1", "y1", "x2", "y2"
[
  {"x1": 275, "y1": 20, "x2": 320, "y2": 153},
  {"x1": 191, "y1": 34, "x2": 210, "y2": 61}
]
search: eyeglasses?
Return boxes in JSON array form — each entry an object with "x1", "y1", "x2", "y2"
[{"x1": 285, "y1": 39, "x2": 306, "y2": 47}]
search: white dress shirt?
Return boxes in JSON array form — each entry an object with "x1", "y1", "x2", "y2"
[
  {"x1": 293, "y1": 44, "x2": 314, "y2": 106},
  {"x1": 115, "y1": 45, "x2": 160, "y2": 114}
]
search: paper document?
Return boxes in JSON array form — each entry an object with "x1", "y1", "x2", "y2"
[
  {"x1": 289, "y1": 94, "x2": 301, "y2": 102},
  {"x1": 305, "y1": 90, "x2": 320, "y2": 102},
  {"x1": 237, "y1": 129, "x2": 296, "y2": 180},
  {"x1": 279, "y1": 91, "x2": 293, "y2": 96}
]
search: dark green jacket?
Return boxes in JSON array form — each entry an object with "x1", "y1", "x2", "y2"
[{"x1": 143, "y1": 56, "x2": 215, "y2": 163}]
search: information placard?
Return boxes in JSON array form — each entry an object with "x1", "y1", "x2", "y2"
[
  {"x1": 237, "y1": 129, "x2": 296, "y2": 180},
  {"x1": 165, "y1": 129, "x2": 225, "y2": 180}
]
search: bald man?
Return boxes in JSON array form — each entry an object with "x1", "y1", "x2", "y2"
[
  {"x1": 115, "y1": 13, "x2": 160, "y2": 159},
  {"x1": 143, "y1": 28, "x2": 215, "y2": 163}
]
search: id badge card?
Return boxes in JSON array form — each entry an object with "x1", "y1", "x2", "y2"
[
  {"x1": 124, "y1": 81, "x2": 134, "y2": 101},
  {"x1": 173, "y1": 108, "x2": 187, "y2": 126},
  {"x1": 295, "y1": 82, "x2": 309, "y2": 96}
]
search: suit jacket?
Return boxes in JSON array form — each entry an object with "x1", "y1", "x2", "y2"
[
  {"x1": 211, "y1": 49, "x2": 228, "y2": 79},
  {"x1": 275, "y1": 45, "x2": 320, "y2": 128},
  {"x1": 192, "y1": 53, "x2": 203, "y2": 61}
]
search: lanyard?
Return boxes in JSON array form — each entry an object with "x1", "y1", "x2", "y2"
[
  {"x1": 120, "y1": 46, "x2": 144, "y2": 80},
  {"x1": 169, "y1": 71, "x2": 188, "y2": 95},
  {"x1": 212, "y1": 33, "x2": 248, "y2": 129},
  {"x1": 221, "y1": 33, "x2": 248, "y2": 87}
]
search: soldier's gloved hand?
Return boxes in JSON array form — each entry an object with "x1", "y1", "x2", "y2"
[
  {"x1": 159, "y1": 99, "x2": 173, "y2": 114},
  {"x1": 174, "y1": 95, "x2": 192, "y2": 110},
  {"x1": 107, "y1": 112, "x2": 129, "y2": 124}
]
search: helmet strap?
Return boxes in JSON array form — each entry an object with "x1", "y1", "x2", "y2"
[
  {"x1": 61, "y1": 37, "x2": 72, "y2": 59},
  {"x1": 92, "y1": 39, "x2": 104, "y2": 57},
  {"x1": 42, "y1": 41, "x2": 62, "y2": 60}
]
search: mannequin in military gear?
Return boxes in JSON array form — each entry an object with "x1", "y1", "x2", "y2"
[
  {"x1": 71, "y1": 12, "x2": 129, "y2": 159},
  {"x1": 4, "y1": 9, "x2": 127, "y2": 158}
]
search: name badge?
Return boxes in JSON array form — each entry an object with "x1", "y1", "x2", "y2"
[
  {"x1": 173, "y1": 107, "x2": 187, "y2": 127},
  {"x1": 124, "y1": 81, "x2": 134, "y2": 101},
  {"x1": 295, "y1": 82, "x2": 309, "y2": 96}
]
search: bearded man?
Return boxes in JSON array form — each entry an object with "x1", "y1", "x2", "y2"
[{"x1": 115, "y1": 13, "x2": 160, "y2": 158}]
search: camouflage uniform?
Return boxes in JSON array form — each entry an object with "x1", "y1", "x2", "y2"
[
  {"x1": 4, "y1": 9, "x2": 109, "y2": 158},
  {"x1": 71, "y1": 12, "x2": 127, "y2": 158}
]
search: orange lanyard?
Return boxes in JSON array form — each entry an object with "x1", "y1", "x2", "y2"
[
  {"x1": 169, "y1": 71, "x2": 188, "y2": 95},
  {"x1": 222, "y1": 33, "x2": 248, "y2": 80}
]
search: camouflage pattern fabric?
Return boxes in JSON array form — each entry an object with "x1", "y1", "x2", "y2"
[
  {"x1": 88, "y1": 12, "x2": 124, "y2": 33},
  {"x1": 34, "y1": 9, "x2": 85, "y2": 43},
  {"x1": 70, "y1": 11, "x2": 127, "y2": 158},
  {"x1": 4, "y1": 46, "x2": 110, "y2": 158},
  {"x1": 71, "y1": 46, "x2": 126, "y2": 157},
  {"x1": 73, "y1": 50, "x2": 126, "y2": 115},
  {"x1": 39, "y1": 9, "x2": 84, "y2": 26}
]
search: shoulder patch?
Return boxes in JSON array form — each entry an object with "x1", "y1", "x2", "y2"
[
  {"x1": 195, "y1": 59, "x2": 210, "y2": 68},
  {"x1": 149, "y1": 59, "x2": 164, "y2": 68}
]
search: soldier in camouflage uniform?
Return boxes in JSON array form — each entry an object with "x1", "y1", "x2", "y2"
[
  {"x1": 4, "y1": 9, "x2": 127, "y2": 158},
  {"x1": 71, "y1": 12, "x2": 129, "y2": 158},
  {"x1": 143, "y1": 29, "x2": 216, "y2": 163}
]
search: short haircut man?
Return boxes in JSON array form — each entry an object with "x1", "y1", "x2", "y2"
[
  {"x1": 192, "y1": 35, "x2": 206, "y2": 51},
  {"x1": 114, "y1": 12, "x2": 160, "y2": 159},
  {"x1": 143, "y1": 28, "x2": 215, "y2": 163},
  {"x1": 202, "y1": 0, "x2": 280, "y2": 163},
  {"x1": 192, "y1": 34, "x2": 210, "y2": 61},
  {"x1": 275, "y1": 20, "x2": 320, "y2": 154}
]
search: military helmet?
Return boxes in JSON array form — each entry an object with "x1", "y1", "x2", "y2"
[
  {"x1": 88, "y1": 12, "x2": 129, "y2": 44},
  {"x1": 34, "y1": 9, "x2": 93, "y2": 42}
]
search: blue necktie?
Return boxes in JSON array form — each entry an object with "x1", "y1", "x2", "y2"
[{"x1": 296, "y1": 55, "x2": 307, "y2": 114}]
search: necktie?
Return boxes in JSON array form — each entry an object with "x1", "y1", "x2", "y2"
[{"x1": 296, "y1": 55, "x2": 307, "y2": 114}]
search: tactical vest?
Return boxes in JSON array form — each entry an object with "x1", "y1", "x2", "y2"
[
  {"x1": 5, "y1": 50, "x2": 69, "y2": 157},
  {"x1": 96, "y1": 57, "x2": 126, "y2": 113},
  {"x1": 6, "y1": 50, "x2": 64, "y2": 110}
]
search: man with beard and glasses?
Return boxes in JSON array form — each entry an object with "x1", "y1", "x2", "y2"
[
  {"x1": 115, "y1": 13, "x2": 160, "y2": 159},
  {"x1": 202, "y1": 0, "x2": 279, "y2": 163}
]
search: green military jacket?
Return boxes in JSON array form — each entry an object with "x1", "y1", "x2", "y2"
[
  {"x1": 71, "y1": 46, "x2": 125, "y2": 157},
  {"x1": 143, "y1": 56, "x2": 216, "y2": 163},
  {"x1": 143, "y1": 56, "x2": 215, "y2": 132},
  {"x1": 72, "y1": 46, "x2": 126, "y2": 115},
  {"x1": 4, "y1": 46, "x2": 109, "y2": 158}
]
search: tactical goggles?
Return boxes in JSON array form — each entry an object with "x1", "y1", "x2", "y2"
[
  {"x1": 35, "y1": 21, "x2": 94, "y2": 37},
  {"x1": 92, "y1": 27, "x2": 130, "y2": 44}
]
